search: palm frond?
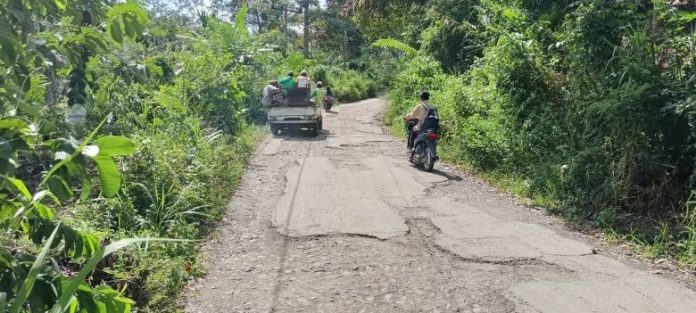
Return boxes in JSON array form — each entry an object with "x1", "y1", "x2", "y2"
[{"x1": 371, "y1": 38, "x2": 418, "y2": 57}]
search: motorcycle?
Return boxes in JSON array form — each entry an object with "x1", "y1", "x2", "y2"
[
  {"x1": 323, "y1": 95, "x2": 334, "y2": 112},
  {"x1": 407, "y1": 120, "x2": 439, "y2": 172}
]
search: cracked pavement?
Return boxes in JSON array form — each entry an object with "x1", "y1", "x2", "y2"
[{"x1": 184, "y1": 99, "x2": 696, "y2": 312}]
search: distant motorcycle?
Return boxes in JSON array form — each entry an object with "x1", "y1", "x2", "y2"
[
  {"x1": 407, "y1": 112, "x2": 440, "y2": 172},
  {"x1": 323, "y1": 95, "x2": 334, "y2": 112}
]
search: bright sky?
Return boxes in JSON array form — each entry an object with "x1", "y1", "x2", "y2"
[
  {"x1": 152, "y1": 0, "x2": 328, "y2": 33},
  {"x1": 155, "y1": 0, "x2": 328, "y2": 11}
]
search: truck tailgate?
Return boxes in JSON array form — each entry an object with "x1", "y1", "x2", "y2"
[{"x1": 268, "y1": 107, "x2": 319, "y2": 120}]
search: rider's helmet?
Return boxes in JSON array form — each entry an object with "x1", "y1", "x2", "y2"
[
  {"x1": 317, "y1": 81, "x2": 323, "y2": 88},
  {"x1": 420, "y1": 91, "x2": 430, "y2": 101}
]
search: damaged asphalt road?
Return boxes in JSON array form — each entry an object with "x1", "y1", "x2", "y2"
[{"x1": 185, "y1": 99, "x2": 696, "y2": 313}]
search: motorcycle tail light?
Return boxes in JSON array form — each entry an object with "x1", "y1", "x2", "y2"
[{"x1": 427, "y1": 132, "x2": 438, "y2": 141}]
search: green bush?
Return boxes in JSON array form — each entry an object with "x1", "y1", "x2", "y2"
[
  {"x1": 383, "y1": 0, "x2": 696, "y2": 267},
  {"x1": 329, "y1": 69, "x2": 377, "y2": 102}
]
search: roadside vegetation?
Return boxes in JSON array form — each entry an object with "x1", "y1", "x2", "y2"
[
  {"x1": 351, "y1": 0, "x2": 696, "y2": 269},
  {"x1": 7, "y1": 0, "x2": 695, "y2": 311},
  {"x1": 0, "y1": 0, "x2": 381, "y2": 312}
]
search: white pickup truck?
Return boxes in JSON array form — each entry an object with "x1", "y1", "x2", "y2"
[{"x1": 267, "y1": 87, "x2": 322, "y2": 136}]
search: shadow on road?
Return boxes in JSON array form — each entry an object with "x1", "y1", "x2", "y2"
[
  {"x1": 430, "y1": 168, "x2": 463, "y2": 181},
  {"x1": 279, "y1": 129, "x2": 335, "y2": 142}
]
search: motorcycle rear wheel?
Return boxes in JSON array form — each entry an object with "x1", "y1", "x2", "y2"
[
  {"x1": 423, "y1": 147, "x2": 435, "y2": 172},
  {"x1": 412, "y1": 144, "x2": 425, "y2": 168}
]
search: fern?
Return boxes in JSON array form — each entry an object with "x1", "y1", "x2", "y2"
[{"x1": 371, "y1": 38, "x2": 418, "y2": 57}]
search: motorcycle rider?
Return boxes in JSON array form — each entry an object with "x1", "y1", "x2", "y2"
[
  {"x1": 404, "y1": 91, "x2": 436, "y2": 150},
  {"x1": 315, "y1": 81, "x2": 335, "y2": 111}
]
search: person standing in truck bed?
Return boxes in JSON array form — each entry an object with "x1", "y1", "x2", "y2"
[
  {"x1": 278, "y1": 71, "x2": 296, "y2": 96},
  {"x1": 297, "y1": 70, "x2": 312, "y2": 89},
  {"x1": 262, "y1": 80, "x2": 281, "y2": 107}
]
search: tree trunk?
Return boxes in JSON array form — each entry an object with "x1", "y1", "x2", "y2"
[
  {"x1": 302, "y1": 0, "x2": 310, "y2": 57},
  {"x1": 284, "y1": 6, "x2": 289, "y2": 51}
]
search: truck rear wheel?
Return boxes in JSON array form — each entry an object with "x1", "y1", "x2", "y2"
[
  {"x1": 271, "y1": 125, "x2": 280, "y2": 136},
  {"x1": 311, "y1": 124, "x2": 319, "y2": 137}
]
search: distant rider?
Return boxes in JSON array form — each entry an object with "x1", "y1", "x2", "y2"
[{"x1": 404, "y1": 91, "x2": 436, "y2": 150}]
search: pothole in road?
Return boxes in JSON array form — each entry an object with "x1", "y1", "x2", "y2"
[
  {"x1": 272, "y1": 230, "x2": 388, "y2": 242},
  {"x1": 445, "y1": 252, "x2": 563, "y2": 267},
  {"x1": 405, "y1": 218, "x2": 441, "y2": 240},
  {"x1": 402, "y1": 217, "x2": 574, "y2": 274},
  {"x1": 444, "y1": 287, "x2": 518, "y2": 313}
]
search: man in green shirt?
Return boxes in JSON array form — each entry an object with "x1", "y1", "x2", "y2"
[{"x1": 278, "y1": 71, "x2": 296, "y2": 96}]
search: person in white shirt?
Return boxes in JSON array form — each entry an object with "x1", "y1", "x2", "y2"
[
  {"x1": 262, "y1": 80, "x2": 281, "y2": 106},
  {"x1": 297, "y1": 70, "x2": 312, "y2": 88}
]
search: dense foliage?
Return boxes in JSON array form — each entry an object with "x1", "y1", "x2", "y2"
[
  {"x1": 362, "y1": 0, "x2": 696, "y2": 267},
  {"x1": 0, "y1": 0, "x2": 378, "y2": 312}
]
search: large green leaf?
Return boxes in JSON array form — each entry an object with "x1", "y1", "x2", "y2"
[
  {"x1": 93, "y1": 136, "x2": 136, "y2": 156},
  {"x1": 107, "y1": 3, "x2": 149, "y2": 24},
  {"x1": 34, "y1": 202, "x2": 56, "y2": 220},
  {"x1": 40, "y1": 116, "x2": 108, "y2": 188},
  {"x1": 92, "y1": 156, "x2": 120, "y2": 197},
  {"x1": 47, "y1": 176, "x2": 73, "y2": 202},
  {"x1": 108, "y1": 19, "x2": 123, "y2": 44},
  {"x1": 123, "y1": 14, "x2": 140, "y2": 39},
  {"x1": 106, "y1": 2, "x2": 149, "y2": 44},
  {"x1": 60, "y1": 225, "x2": 98, "y2": 258},
  {"x1": 93, "y1": 285, "x2": 134, "y2": 313},
  {"x1": 67, "y1": 297, "x2": 77, "y2": 313},
  {"x1": 0, "y1": 117, "x2": 29, "y2": 131},
  {"x1": 82, "y1": 28, "x2": 108, "y2": 51},
  {"x1": 4, "y1": 176, "x2": 32, "y2": 199}
]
